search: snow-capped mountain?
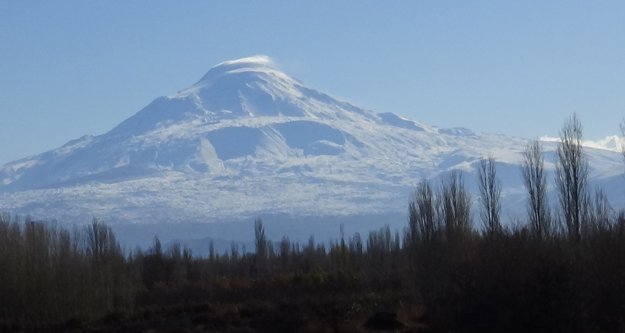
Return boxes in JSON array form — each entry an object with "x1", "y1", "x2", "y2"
[{"x1": 1, "y1": 56, "x2": 623, "y2": 232}]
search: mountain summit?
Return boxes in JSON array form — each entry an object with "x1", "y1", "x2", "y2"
[
  {"x1": 108, "y1": 55, "x2": 380, "y2": 138},
  {"x1": 195, "y1": 55, "x2": 285, "y2": 87},
  {"x1": 0, "y1": 57, "x2": 622, "y2": 227}
]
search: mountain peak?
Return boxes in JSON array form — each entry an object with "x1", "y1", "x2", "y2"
[
  {"x1": 214, "y1": 55, "x2": 274, "y2": 69},
  {"x1": 195, "y1": 55, "x2": 285, "y2": 85}
]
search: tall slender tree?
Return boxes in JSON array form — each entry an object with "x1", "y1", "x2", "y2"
[
  {"x1": 522, "y1": 140, "x2": 551, "y2": 239},
  {"x1": 591, "y1": 189, "x2": 612, "y2": 231},
  {"x1": 408, "y1": 179, "x2": 438, "y2": 244},
  {"x1": 440, "y1": 171, "x2": 471, "y2": 241},
  {"x1": 620, "y1": 119, "x2": 625, "y2": 166},
  {"x1": 478, "y1": 156, "x2": 502, "y2": 236},
  {"x1": 555, "y1": 114, "x2": 589, "y2": 242},
  {"x1": 254, "y1": 218, "x2": 267, "y2": 258}
]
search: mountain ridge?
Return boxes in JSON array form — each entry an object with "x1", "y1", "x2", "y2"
[{"x1": 1, "y1": 56, "x2": 623, "y2": 230}]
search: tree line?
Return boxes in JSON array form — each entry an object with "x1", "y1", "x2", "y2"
[{"x1": 1, "y1": 114, "x2": 625, "y2": 332}]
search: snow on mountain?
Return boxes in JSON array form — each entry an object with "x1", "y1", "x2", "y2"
[
  {"x1": 541, "y1": 135, "x2": 625, "y2": 153},
  {"x1": 1, "y1": 56, "x2": 624, "y2": 230}
]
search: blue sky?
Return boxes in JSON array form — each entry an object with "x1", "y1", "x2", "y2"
[{"x1": 1, "y1": 1, "x2": 624, "y2": 165}]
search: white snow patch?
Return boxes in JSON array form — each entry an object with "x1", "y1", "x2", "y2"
[{"x1": 540, "y1": 135, "x2": 625, "y2": 152}]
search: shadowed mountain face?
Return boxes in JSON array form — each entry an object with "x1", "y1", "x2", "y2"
[{"x1": 0, "y1": 56, "x2": 623, "y2": 227}]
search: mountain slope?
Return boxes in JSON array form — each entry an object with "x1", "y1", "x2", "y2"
[{"x1": 1, "y1": 56, "x2": 623, "y2": 227}]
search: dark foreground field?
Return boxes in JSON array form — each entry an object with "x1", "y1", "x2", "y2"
[{"x1": 48, "y1": 290, "x2": 425, "y2": 333}]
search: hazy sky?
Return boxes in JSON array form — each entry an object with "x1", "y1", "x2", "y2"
[{"x1": 1, "y1": 1, "x2": 624, "y2": 165}]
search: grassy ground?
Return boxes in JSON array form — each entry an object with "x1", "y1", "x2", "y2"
[{"x1": 43, "y1": 291, "x2": 429, "y2": 333}]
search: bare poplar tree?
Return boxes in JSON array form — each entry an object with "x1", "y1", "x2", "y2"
[
  {"x1": 555, "y1": 114, "x2": 589, "y2": 242},
  {"x1": 620, "y1": 119, "x2": 625, "y2": 166},
  {"x1": 620, "y1": 119, "x2": 625, "y2": 159},
  {"x1": 440, "y1": 171, "x2": 472, "y2": 241},
  {"x1": 85, "y1": 218, "x2": 120, "y2": 264},
  {"x1": 408, "y1": 179, "x2": 438, "y2": 244},
  {"x1": 254, "y1": 218, "x2": 268, "y2": 260},
  {"x1": 522, "y1": 140, "x2": 551, "y2": 239},
  {"x1": 478, "y1": 157, "x2": 502, "y2": 236},
  {"x1": 590, "y1": 189, "x2": 612, "y2": 232}
]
